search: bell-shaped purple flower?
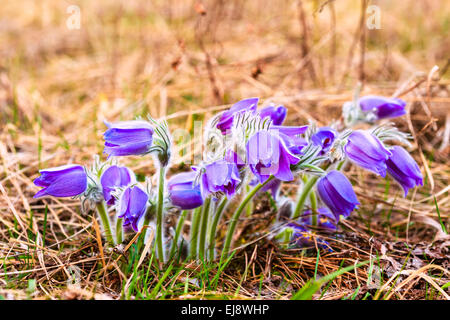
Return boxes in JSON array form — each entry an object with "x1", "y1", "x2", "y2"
[
  {"x1": 386, "y1": 146, "x2": 423, "y2": 196},
  {"x1": 118, "y1": 185, "x2": 148, "y2": 232},
  {"x1": 259, "y1": 105, "x2": 287, "y2": 125},
  {"x1": 167, "y1": 172, "x2": 204, "y2": 210},
  {"x1": 359, "y1": 95, "x2": 406, "y2": 120},
  {"x1": 200, "y1": 160, "x2": 241, "y2": 197},
  {"x1": 103, "y1": 120, "x2": 154, "y2": 158},
  {"x1": 300, "y1": 207, "x2": 337, "y2": 231},
  {"x1": 247, "y1": 130, "x2": 300, "y2": 183},
  {"x1": 311, "y1": 127, "x2": 337, "y2": 155},
  {"x1": 345, "y1": 130, "x2": 392, "y2": 177},
  {"x1": 317, "y1": 170, "x2": 359, "y2": 220},
  {"x1": 33, "y1": 165, "x2": 87, "y2": 198},
  {"x1": 100, "y1": 165, "x2": 135, "y2": 205},
  {"x1": 216, "y1": 98, "x2": 259, "y2": 134}
]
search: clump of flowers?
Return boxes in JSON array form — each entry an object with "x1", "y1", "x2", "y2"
[{"x1": 33, "y1": 92, "x2": 423, "y2": 263}]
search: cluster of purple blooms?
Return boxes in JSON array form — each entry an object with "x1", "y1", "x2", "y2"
[{"x1": 33, "y1": 93, "x2": 423, "y2": 260}]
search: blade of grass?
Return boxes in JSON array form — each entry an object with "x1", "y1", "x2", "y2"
[{"x1": 292, "y1": 260, "x2": 369, "y2": 300}]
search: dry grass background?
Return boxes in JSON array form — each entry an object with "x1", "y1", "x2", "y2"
[{"x1": 0, "y1": 0, "x2": 449, "y2": 299}]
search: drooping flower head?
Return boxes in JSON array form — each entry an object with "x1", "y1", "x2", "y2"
[
  {"x1": 345, "y1": 130, "x2": 392, "y2": 177},
  {"x1": 247, "y1": 130, "x2": 300, "y2": 183},
  {"x1": 386, "y1": 146, "x2": 423, "y2": 196},
  {"x1": 300, "y1": 207, "x2": 337, "y2": 231},
  {"x1": 259, "y1": 105, "x2": 287, "y2": 125},
  {"x1": 103, "y1": 120, "x2": 154, "y2": 158},
  {"x1": 199, "y1": 159, "x2": 241, "y2": 197},
  {"x1": 358, "y1": 95, "x2": 406, "y2": 120},
  {"x1": 100, "y1": 165, "x2": 135, "y2": 205},
  {"x1": 216, "y1": 98, "x2": 259, "y2": 134},
  {"x1": 317, "y1": 170, "x2": 359, "y2": 220},
  {"x1": 118, "y1": 185, "x2": 148, "y2": 232},
  {"x1": 33, "y1": 165, "x2": 87, "y2": 198},
  {"x1": 167, "y1": 171, "x2": 203, "y2": 210},
  {"x1": 311, "y1": 127, "x2": 337, "y2": 155}
]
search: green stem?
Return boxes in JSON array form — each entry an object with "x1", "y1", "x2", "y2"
[
  {"x1": 198, "y1": 197, "x2": 211, "y2": 261},
  {"x1": 293, "y1": 176, "x2": 319, "y2": 219},
  {"x1": 208, "y1": 196, "x2": 228, "y2": 261},
  {"x1": 220, "y1": 176, "x2": 275, "y2": 264},
  {"x1": 336, "y1": 160, "x2": 345, "y2": 171},
  {"x1": 189, "y1": 207, "x2": 202, "y2": 259},
  {"x1": 96, "y1": 202, "x2": 115, "y2": 246},
  {"x1": 169, "y1": 210, "x2": 188, "y2": 259},
  {"x1": 245, "y1": 184, "x2": 253, "y2": 217},
  {"x1": 116, "y1": 217, "x2": 123, "y2": 244},
  {"x1": 156, "y1": 166, "x2": 166, "y2": 261},
  {"x1": 310, "y1": 190, "x2": 318, "y2": 227}
]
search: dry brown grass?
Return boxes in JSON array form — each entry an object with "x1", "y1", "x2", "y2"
[{"x1": 0, "y1": 0, "x2": 449, "y2": 300}]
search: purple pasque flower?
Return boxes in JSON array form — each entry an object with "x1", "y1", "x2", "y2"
[
  {"x1": 199, "y1": 159, "x2": 241, "y2": 197},
  {"x1": 386, "y1": 146, "x2": 423, "y2": 196},
  {"x1": 100, "y1": 165, "x2": 135, "y2": 205},
  {"x1": 118, "y1": 185, "x2": 148, "y2": 232},
  {"x1": 317, "y1": 170, "x2": 359, "y2": 220},
  {"x1": 344, "y1": 130, "x2": 392, "y2": 177},
  {"x1": 103, "y1": 120, "x2": 154, "y2": 158},
  {"x1": 167, "y1": 171, "x2": 203, "y2": 210},
  {"x1": 311, "y1": 127, "x2": 337, "y2": 155},
  {"x1": 216, "y1": 98, "x2": 259, "y2": 134},
  {"x1": 300, "y1": 207, "x2": 337, "y2": 231},
  {"x1": 259, "y1": 105, "x2": 287, "y2": 125},
  {"x1": 247, "y1": 130, "x2": 300, "y2": 182},
  {"x1": 359, "y1": 95, "x2": 407, "y2": 120},
  {"x1": 33, "y1": 164, "x2": 87, "y2": 198}
]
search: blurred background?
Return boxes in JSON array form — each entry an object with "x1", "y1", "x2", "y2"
[{"x1": 1, "y1": 1, "x2": 448, "y2": 131}]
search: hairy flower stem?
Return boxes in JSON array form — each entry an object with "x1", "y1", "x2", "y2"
[
  {"x1": 155, "y1": 166, "x2": 166, "y2": 261},
  {"x1": 198, "y1": 197, "x2": 211, "y2": 261},
  {"x1": 116, "y1": 217, "x2": 123, "y2": 244},
  {"x1": 208, "y1": 196, "x2": 228, "y2": 261},
  {"x1": 293, "y1": 176, "x2": 319, "y2": 219},
  {"x1": 189, "y1": 207, "x2": 202, "y2": 259},
  {"x1": 220, "y1": 176, "x2": 275, "y2": 264},
  {"x1": 169, "y1": 210, "x2": 188, "y2": 260},
  {"x1": 96, "y1": 202, "x2": 115, "y2": 246}
]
